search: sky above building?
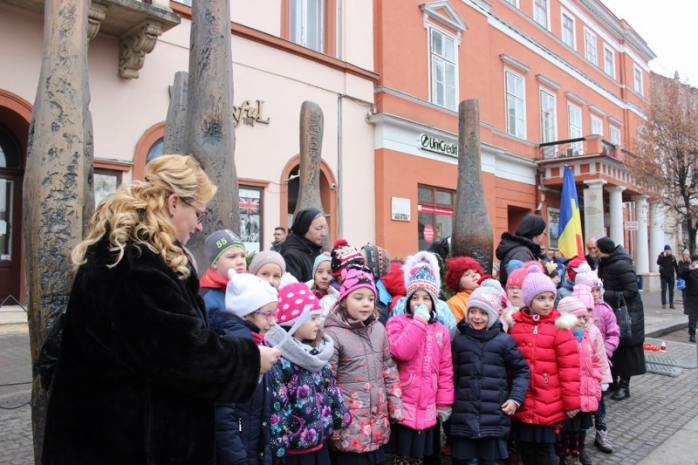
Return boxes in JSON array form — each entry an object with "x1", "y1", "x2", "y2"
[{"x1": 601, "y1": 0, "x2": 698, "y2": 85}]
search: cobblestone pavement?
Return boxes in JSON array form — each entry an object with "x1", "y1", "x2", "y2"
[{"x1": 1, "y1": 323, "x2": 697, "y2": 464}]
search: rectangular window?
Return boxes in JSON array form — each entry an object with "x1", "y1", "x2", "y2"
[
  {"x1": 173, "y1": 0, "x2": 192, "y2": 5},
  {"x1": 94, "y1": 169, "x2": 123, "y2": 207},
  {"x1": 534, "y1": 0, "x2": 548, "y2": 29},
  {"x1": 634, "y1": 66, "x2": 643, "y2": 94},
  {"x1": 610, "y1": 126, "x2": 621, "y2": 145},
  {"x1": 568, "y1": 104, "x2": 583, "y2": 154},
  {"x1": 562, "y1": 12, "x2": 575, "y2": 47},
  {"x1": 604, "y1": 46, "x2": 615, "y2": 78},
  {"x1": 417, "y1": 186, "x2": 454, "y2": 251},
  {"x1": 506, "y1": 71, "x2": 526, "y2": 139},
  {"x1": 290, "y1": 0, "x2": 325, "y2": 52},
  {"x1": 239, "y1": 186, "x2": 264, "y2": 254},
  {"x1": 430, "y1": 28, "x2": 457, "y2": 111},
  {"x1": 540, "y1": 89, "x2": 556, "y2": 143},
  {"x1": 584, "y1": 29, "x2": 597, "y2": 64},
  {"x1": 591, "y1": 115, "x2": 603, "y2": 137}
]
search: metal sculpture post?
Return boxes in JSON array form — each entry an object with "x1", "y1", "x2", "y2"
[
  {"x1": 451, "y1": 99, "x2": 493, "y2": 273},
  {"x1": 24, "y1": 0, "x2": 94, "y2": 459},
  {"x1": 183, "y1": 0, "x2": 239, "y2": 268},
  {"x1": 296, "y1": 101, "x2": 329, "y2": 250}
]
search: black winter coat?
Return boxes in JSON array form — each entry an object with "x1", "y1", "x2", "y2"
[
  {"x1": 208, "y1": 310, "x2": 273, "y2": 465},
  {"x1": 495, "y1": 232, "x2": 541, "y2": 286},
  {"x1": 450, "y1": 321, "x2": 529, "y2": 440},
  {"x1": 657, "y1": 253, "x2": 678, "y2": 280},
  {"x1": 42, "y1": 240, "x2": 261, "y2": 465},
  {"x1": 678, "y1": 261, "x2": 698, "y2": 318},
  {"x1": 278, "y1": 232, "x2": 323, "y2": 282},
  {"x1": 598, "y1": 245, "x2": 646, "y2": 378}
]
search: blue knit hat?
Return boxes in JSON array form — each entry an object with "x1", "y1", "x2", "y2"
[{"x1": 312, "y1": 252, "x2": 331, "y2": 278}]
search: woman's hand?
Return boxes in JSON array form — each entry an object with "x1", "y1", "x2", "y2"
[{"x1": 258, "y1": 346, "x2": 281, "y2": 374}]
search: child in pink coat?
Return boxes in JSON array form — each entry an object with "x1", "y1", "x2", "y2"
[
  {"x1": 386, "y1": 252, "x2": 454, "y2": 465},
  {"x1": 557, "y1": 297, "x2": 605, "y2": 465}
]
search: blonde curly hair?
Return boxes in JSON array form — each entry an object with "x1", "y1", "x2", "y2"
[{"x1": 72, "y1": 154, "x2": 217, "y2": 279}]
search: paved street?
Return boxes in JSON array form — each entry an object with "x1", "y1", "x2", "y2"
[{"x1": 1, "y1": 292, "x2": 696, "y2": 464}]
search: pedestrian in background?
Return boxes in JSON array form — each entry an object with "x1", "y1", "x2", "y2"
[
  {"x1": 678, "y1": 249, "x2": 691, "y2": 306},
  {"x1": 271, "y1": 227, "x2": 287, "y2": 252},
  {"x1": 677, "y1": 253, "x2": 698, "y2": 343},
  {"x1": 657, "y1": 245, "x2": 678, "y2": 309}
]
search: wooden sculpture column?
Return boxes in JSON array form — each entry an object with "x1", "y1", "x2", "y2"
[
  {"x1": 296, "y1": 101, "x2": 329, "y2": 250},
  {"x1": 451, "y1": 99, "x2": 493, "y2": 273},
  {"x1": 24, "y1": 0, "x2": 94, "y2": 459},
  {"x1": 184, "y1": 0, "x2": 239, "y2": 268},
  {"x1": 164, "y1": 71, "x2": 188, "y2": 154}
]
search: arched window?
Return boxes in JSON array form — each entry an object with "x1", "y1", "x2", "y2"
[
  {"x1": 0, "y1": 125, "x2": 21, "y2": 169},
  {"x1": 147, "y1": 138, "x2": 164, "y2": 164}
]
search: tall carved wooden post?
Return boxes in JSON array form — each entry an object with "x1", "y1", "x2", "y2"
[
  {"x1": 184, "y1": 0, "x2": 239, "y2": 268},
  {"x1": 451, "y1": 99, "x2": 493, "y2": 273},
  {"x1": 164, "y1": 71, "x2": 188, "y2": 154},
  {"x1": 296, "y1": 101, "x2": 329, "y2": 250},
  {"x1": 24, "y1": 0, "x2": 94, "y2": 460}
]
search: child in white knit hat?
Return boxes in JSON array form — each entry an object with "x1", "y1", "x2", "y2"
[{"x1": 450, "y1": 279, "x2": 530, "y2": 465}]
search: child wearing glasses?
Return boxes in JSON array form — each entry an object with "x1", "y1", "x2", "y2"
[
  {"x1": 265, "y1": 280, "x2": 351, "y2": 465},
  {"x1": 208, "y1": 269, "x2": 280, "y2": 465},
  {"x1": 200, "y1": 229, "x2": 249, "y2": 316}
]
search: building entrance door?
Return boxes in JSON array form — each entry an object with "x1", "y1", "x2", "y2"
[{"x1": 0, "y1": 125, "x2": 23, "y2": 302}]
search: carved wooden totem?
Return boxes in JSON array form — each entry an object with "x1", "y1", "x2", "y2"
[
  {"x1": 24, "y1": 0, "x2": 94, "y2": 459},
  {"x1": 451, "y1": 99, "x2": 493, "y2": 274},
  {"x1": 164, "y1": 71, "x2": 188, "y2": 154},
  {"x1": 184, "y1": 0, "x2": 239, "y2": 268},
  {"x1": 296, "y1": 101, "x2": 329, "y2": 250}
]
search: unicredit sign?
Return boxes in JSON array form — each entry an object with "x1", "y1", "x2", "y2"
[{"x1": 418, "y1": 134, "x2": 458, "y2": 157}]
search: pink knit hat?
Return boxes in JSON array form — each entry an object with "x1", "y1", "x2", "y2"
[
  {"x1": 571, "y1": 284, "x2": 594, "y2": 310},
  {"x1": 338, "y1": 266, "x2": 377, "y2": 302},
  {"x1": 276, "y1": 282, "x2": 322, "y2": 327},
  {"x1": 522, "y1": 265, "x2": 557, "y2": 308},
  {"x1": 557, "y1": 296, "x2": 588, "y2": 318}
]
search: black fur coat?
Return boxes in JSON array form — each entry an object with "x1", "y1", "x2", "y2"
[{"x1": 42, "y1": 239, "x2": 261, "y2": 464}]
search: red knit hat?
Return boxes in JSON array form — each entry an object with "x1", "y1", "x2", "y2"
[
  {"x1": 445, "y1": 256, "x2": 484, "y2": 292},
  {"x1": 276, "y1": 282, "x2": 322, "y2": 327},
  {"x1": 566, "y1": 257, "x2": 586, "y2": 282},
  {"x1": 330, "y1": 239, "x2": 365, "y2": 277}
]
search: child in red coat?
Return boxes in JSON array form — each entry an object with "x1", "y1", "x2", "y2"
[{"x1": 505, "y1": 266, "x2": 581, "y2": 465}]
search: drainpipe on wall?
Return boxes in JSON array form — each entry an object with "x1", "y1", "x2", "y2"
[{"x1": 337, "y1": 94, "x2": 343, "y2": 238}]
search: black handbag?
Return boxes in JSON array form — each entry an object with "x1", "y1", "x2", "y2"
[
  {"x1": 615, "y1": 294, "x2": 632, "y2": 340},
  {"x1": 34, "y1": 310, "x2": 65, "y2": 391}
]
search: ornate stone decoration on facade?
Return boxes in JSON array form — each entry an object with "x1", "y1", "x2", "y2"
[
  {"x1": 87, "y1": 4, "x2": 107, "y2": 41},
  {"x1": 119, "y1": 20, "x2": 164, "y2": 79}
]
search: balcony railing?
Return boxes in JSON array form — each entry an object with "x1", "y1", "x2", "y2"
[{"x1": 540, "y1": 136, "x2": 625, "y2": 162}]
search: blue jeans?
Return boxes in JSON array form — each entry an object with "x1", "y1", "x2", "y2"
[{"x1": 660, "y1": 277, "x2": 675, "y2": 305}]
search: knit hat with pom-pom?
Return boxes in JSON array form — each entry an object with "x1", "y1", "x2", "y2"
[
  {"x1": 565, "y1": 257, "x2": 586, "y2": 282},
  {"x1": 276, "y1": 281, "x2": 322, "y2": 327},
  {"x1": 337, "y1": 266, "x2": 377, "y2": 302},
  {"x1": 571, "y1": 284, "x2": 595, "y2": 310},
  {"x1": 522, "y1": 265, "x2": 557, "y2": 308},
  {"x1": 403, "y1": 251, "x2": 441, "y2": 308},
  {"x1": 225, "y1": 269, "x2": 278, "y2": 317},
  {"x1": 557, "y1": 296, "x2": 589, "y2": 318},
  {"x1": 445, "y1": 256, "x2": 484, "y2": 292},
  {"x1": 467, "y1": 279, "x2": 503, "y2": 329},
  {"x1": 575, "y1": 268, "x2": 602, "y2": 289},
  {"x1": 330, "y1": 239, "x2": 365, "y2": 277}
]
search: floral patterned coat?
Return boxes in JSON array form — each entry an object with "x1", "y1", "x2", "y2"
[{"x1": 324, "y1": 309, "x2": 404, "y2": 453}]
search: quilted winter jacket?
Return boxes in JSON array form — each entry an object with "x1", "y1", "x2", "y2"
[
  {"x1": 506, "y1": 308, "x2": 581, "y2": 426},
  {"x1": 324, "y1": 310, "x2": 404, "y2": 453},
  {"x1": 588, "y1": 324, "x2": 612, "y2": 385},
  {"x1": 451, "y1": 321, "x2": 529, "y2": 440},
  {"x1": 577, "y1": 329, "x2": 603, "y2": 413},
  {"x1": 591, "y1": 301, "x2": 620, "y2": 360},
  {"x1": 386, "y1": 315, "x2": 454, "y2": 431}
]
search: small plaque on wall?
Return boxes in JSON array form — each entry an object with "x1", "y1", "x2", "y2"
[{"x1": 392, "y1": 197, "x2": 411, "y2": 221}]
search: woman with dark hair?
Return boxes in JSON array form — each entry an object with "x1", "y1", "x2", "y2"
[
  {"x1": 496, "y1": 214, "x2": 547, "y2": 286},
  {"x1": 279, "y1": 207, "x2": 327, "y2": 282},
  {"x1": 595, "y1": 237, "x2": 646, "y2": 401}
]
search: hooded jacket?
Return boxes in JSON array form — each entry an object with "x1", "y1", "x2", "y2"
[
  {"x1": 505, "y1": 308, "x2": 581, "y2": 426},
  {"x1": 451, "y1": 320, "x2": 529, "y2": 440},
  {"x1": 324, "y1": 309, "x2": 404, "y2": 453},
  {"x1": 278, "y1": 233, "x2": 323, "y2": 283},
  {"x1": 495, "y1": 233, "x2": 541, "y2": 286},
  {"x1": 576, "y1": 328, "x2": 603, "y2": 413},
  {"x1": 386, "y1": 314, "x2": 455, "y2": 431},
  {"x1": 264, "y1": 326, "x2": 350, "y2": 458},
  {"x1": 591, "y1": 301, "x2": 620, "y2": 359}
]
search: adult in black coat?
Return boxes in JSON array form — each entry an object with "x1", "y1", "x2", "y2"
[
  {"x1": 678, "y1": 253, "x2": 698, "y2": 343},
  {"x1": 657, "y1": 245, "x2": 678, "y2": 309},
  {"x1": 278, "y1": 208, "x2": 327, "y2": 282},
  {"x1": 42, "y1": 155, "x2": 279, "y2": 465},
  {"x1": 495, "y1": 214, "x2": 546, "y2": 286},
  {"x1": 596, "y1": 237, "x2": 646, "y2": 401}
]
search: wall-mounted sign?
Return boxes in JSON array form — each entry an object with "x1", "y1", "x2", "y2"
[
  {"x1": 391, "y1": 197, "x2": 411, "y2": 221},
  {"x1": 418, "y1": 133, "x2": 458, "y2": 157},
  {"x1": 233, "y1": 100, "x2": 270, "y2": 127}
]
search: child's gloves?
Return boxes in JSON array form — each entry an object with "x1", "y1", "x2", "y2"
[
  {"x1": 413, "y1": 304, "x2": 431, "y2": 322},
  {"x1": 436, "y1": 406, "x2": 452, "y2": 422},
  {"x1": 601, "y1": 383, "x2": 609, "y2": 392}
]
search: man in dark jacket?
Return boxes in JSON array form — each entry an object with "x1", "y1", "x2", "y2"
[
  {"x1": 596, "y1": 237, "x2": 646, "y2": 401},
  {"x1": 657, "y1": 244, "x2": 678, "y2": 309},
  {"x1": 495, "y1": 214, "x2": 546, "y2": 286}
]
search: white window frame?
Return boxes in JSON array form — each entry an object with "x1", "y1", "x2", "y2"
[
  {"x1": 568, "y1": 103, "x2": 583, "y2": 154},
  {"x1": 584, "y1": 28, "x2": 597, "y2": 65},
  {"x1": 590, "y1": 115, "x2": 603, "y2": 137},
  {"x1": 505, "y1": 70, "x2": 526, "y2": 139},
  {"x1": 610, "y1": 126, "x2": 621, "y2": 145},
  {"x1": 633, "y1": 65, "x2": 643, "y2": 95},
  {"x1": 290, "y1": 0, "x2": 325, "y2": 53},
  {"x1": 603, "y1": 45, "x2": 615, "y2": 78},
  {"x1": 561, "y1": 11, "x2": 575, "y2": 48},
  {"x1": 534, "y1": 0, "x2": 549, "y2": 29},
  {"x1": 540, "y1": 89, "x2": 557, "y2": 143},
  {"x1": 429, "y1": 27, "x2": 459, "y2": 112}
]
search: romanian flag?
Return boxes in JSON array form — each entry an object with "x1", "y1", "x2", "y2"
[{"x1": 558, "y1": 166, "x2": 585, "y2": 259}]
